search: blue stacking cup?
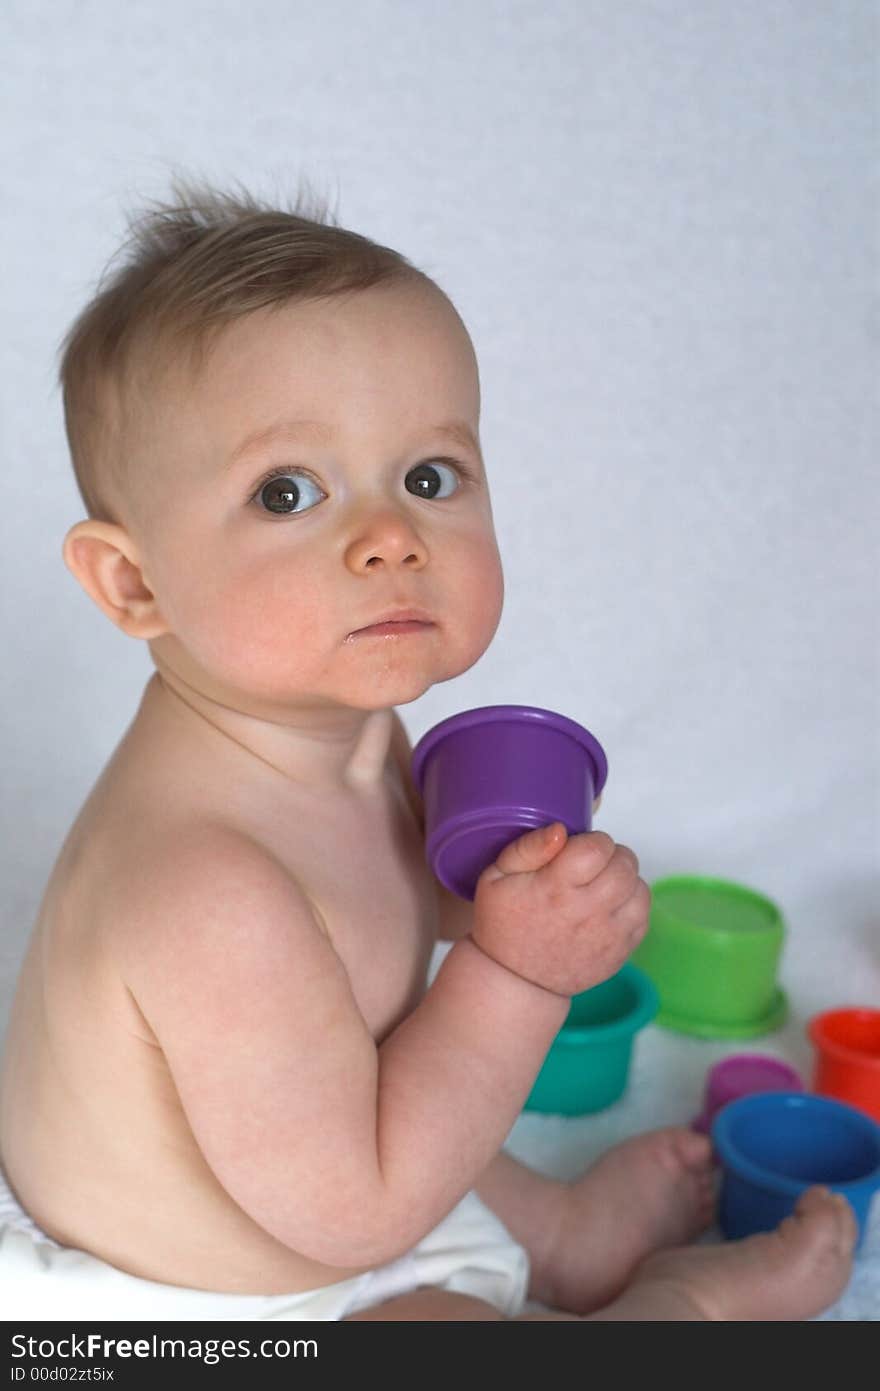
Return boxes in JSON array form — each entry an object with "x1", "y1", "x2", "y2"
[{"x1": 712, "y1": 1091, "x2": 880, "y2": 1251}]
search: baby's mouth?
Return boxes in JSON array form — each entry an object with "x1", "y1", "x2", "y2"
[
  {"x1": 346, "y1": 607, "x2": 436, "y2": 640},
  {"x1": 346, "y1": 619, "x2": 435, "y2": 640}
]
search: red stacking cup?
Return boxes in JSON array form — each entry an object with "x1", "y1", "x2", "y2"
[{"x1": 808, "y1": 1008, "x2": 880, "y2": 1122}]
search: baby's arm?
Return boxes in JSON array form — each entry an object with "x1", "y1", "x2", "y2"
[{"x1": 113, "y1": 823, "x2": 570, "y2": 1272}]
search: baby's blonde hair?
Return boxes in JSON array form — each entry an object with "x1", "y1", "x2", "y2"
[{"x1": 56, "y1": 172, "x2": 432, "y2": 523}]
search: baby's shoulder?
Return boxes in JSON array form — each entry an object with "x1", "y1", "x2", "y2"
[
  {"x1": 107, "y1": 810, "x2": 312, "y2": 932},
  {"x1": 116, "y1": 812, "x2": 326, "y2": 940},
  {"x1": 104, "y1": 814, "x2": 338, "y2": 1052},
  {"x1": 73, "y1": 765, "x2": 316, "y2": 959}
]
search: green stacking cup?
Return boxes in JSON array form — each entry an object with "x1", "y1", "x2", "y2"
[
  {"x1": 524, "y1": 964, "x2": 659, "y2": 1115},
  {"x1": 632, "y1": 875, "x2": 787, "y2": 1039}
]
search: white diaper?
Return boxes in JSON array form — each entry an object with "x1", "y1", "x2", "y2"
[{"x1": 0, "y1": 1167, "x2": 529, "y2": 1320}]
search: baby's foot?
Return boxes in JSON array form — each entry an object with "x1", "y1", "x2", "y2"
[
  {"x1": 541, "y1": 1127, "x2": 716, "y2": 1312},
  {"x1": 625, "y1": 1187, "x2": 857, "y2": 1321}
]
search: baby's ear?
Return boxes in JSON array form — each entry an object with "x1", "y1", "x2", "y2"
[{"x1": 62, "y1": 520, "x2": 169, "y2": 640}]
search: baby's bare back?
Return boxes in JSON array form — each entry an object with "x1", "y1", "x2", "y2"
[{"x1": 0, "y1": 676, "x2": 437, "y2": 1293}]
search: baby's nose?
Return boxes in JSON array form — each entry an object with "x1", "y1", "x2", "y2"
[{"x1": 344, "y1": 508, "x2": 428, "y2": 572}]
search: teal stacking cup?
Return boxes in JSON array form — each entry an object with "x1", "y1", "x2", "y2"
[{"x1": 524, "y1": 964, "x2": 659, "y2": 1115}]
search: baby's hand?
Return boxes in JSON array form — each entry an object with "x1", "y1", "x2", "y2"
[{"x1": 470, "y1": 823, "x2": 650, "y2": 997}]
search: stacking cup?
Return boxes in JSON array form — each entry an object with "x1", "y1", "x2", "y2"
[
  {"x1": 808, "y1": 1008, "x2": 880, "y2": 1123},
  {"x1": 632, "y1": 875, "x2": 787, "y2": 1038},
  {"x1": 411, "y1": 705, "x2": 608, "y2": 900},
  {"x1": 692, "y1": 1054, "x2": 804, "y2": 1133},
  {"x1": 712, "y1": 1092, "x2": 880, "y2": 1251},
  {"x1": 524, "y1": 964, "x2": 659, "y2": 1116}
]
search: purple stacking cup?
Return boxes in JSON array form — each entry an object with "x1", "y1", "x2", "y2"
[{"x1": 411, "y1": 705, "x2": 609, "y2": 901}]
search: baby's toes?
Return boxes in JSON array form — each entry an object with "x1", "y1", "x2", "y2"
[
  {"x1": 793, "y1": 1187, "x2": 858, "y2": 1257},
  {"x1": 774, "y1": 1186, "x2": 857, "y2": 1296},
  {"x1": 668, "y1": 1126, "x2": 714, "y2": 1172},
  {"x1": 697, "y1": 1176, "x2": 717, "y2": 1217}
]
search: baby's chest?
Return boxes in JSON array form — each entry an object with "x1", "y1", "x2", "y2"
[{"x1": 274, "y1": 784, "x2": 439, "y2": 1041}]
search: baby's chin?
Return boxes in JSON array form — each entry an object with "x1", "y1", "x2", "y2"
[
  {"x1": 312, "y1": 655, "x2": 482, "y2": 712},
  {"x1": 192, "y1": 665, "x2": 443, "y2": 715},
  {"x1": 155, "y1": 623, "x2": 493, "y2": 713},
  {"x1": 330, "y1": 667, "x2": 456, "y2": 711}
]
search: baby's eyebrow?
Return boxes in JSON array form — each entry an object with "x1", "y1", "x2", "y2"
[
  {"x1": 225, "y1": 419, "x2": 481, "y2": 470},
  {"x1": 228, "y1": 419, "x2": 332, "y2": 468}
]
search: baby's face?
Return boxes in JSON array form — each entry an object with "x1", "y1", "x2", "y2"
[{"x1": 135, "y1": 281, "x2": 504, "y2": 714}]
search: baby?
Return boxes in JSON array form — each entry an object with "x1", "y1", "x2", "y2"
[{"x1": 0, "y1": 179, "x2": 856, "y2": 1321}]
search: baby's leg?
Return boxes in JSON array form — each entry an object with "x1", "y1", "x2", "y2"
[
  {"x1": 346, "y1": 1187, "x2": 856, "y2": 1321},
  {"x1": 528, "y1": 1126, "x2": 715, "y2": 1310},
  {"x1": 607, "y1": 1186, "x2": 857, "y2": 1322}
]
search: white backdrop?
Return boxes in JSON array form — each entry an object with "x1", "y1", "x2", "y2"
[{"x1": 2, "y1": 0, "x2": 878, "y2": 1318}]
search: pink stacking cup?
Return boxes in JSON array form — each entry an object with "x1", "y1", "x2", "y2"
[
  {"x1": 411, "y1": 705, "x2": 608, "y2": 901},
  {"x1": 692, "y1": 1054, "x2": 804, "y2": 1134}
]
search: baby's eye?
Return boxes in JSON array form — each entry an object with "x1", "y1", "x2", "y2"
[
  {"x1": 253, "y1": 471, "x2": 325, "y2": 516},
  {"x1": 404, "y1": 461, "x2": 462, "y2": 500}
]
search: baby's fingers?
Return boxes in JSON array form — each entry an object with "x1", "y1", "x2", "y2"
[
  {"x1": 545, "y1": 840, "x2": 640, "y2": 916},
  {"x1": 587, "y1": 846, "x2": 642, "y2": 913},
  {"x1": 491, "y1": 821, "x2": 569, "y2": 878},
  {"x1": 611, "y1": 878, "x2": 652, "y2": 946},
  {"x1": 553, "y1": 832, "x2": 630, "y2": 890}
]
